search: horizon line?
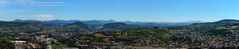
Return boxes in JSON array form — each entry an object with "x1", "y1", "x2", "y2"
[{"x1": 0, "y1": 19, "x2": 227, "y2": 23}]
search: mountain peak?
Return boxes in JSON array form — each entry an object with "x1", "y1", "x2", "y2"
[{"x1": 217, "y1": 19, "x2": 239, "y2": 23}]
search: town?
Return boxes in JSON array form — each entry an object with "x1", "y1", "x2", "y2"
[{"x1": 0, "y1": 0, "x2": 239, "y2": 49}]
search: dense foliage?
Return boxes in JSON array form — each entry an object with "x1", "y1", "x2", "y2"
[{"x1": 0, "y1": 38, "x2": 15, "y2": 49}]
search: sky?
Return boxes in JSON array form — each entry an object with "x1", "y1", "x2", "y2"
[{"x1": 0, "y1": 0, "x2": 239, "y2": 22}]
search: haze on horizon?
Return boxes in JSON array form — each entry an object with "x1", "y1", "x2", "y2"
[{"x1": 0, "y1": 0, "x2": 239, "y2": 22}]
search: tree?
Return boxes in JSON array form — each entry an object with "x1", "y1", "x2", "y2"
[{"x1": 0, "y1": 38, "x2": 15, "y2": 49}]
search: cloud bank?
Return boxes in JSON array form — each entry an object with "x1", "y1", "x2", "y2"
[
  {"x1": 0, "y1": 0, "x2": 67, "y2": 7},
  {"x1": 34, "y1": 14, "x2": 54, "y2": 20}
]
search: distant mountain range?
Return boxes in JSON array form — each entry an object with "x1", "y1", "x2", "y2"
[
  {"x1": 216, "y1": 19, "x2": 239, "y2": 23},
  {"x1": 0, "y1": 19, "x2": 236, "y2": 34},
  {"x1": 13, "y1": 19, "x2": 204, "y2": 27},
  {"x1": 10, "y1": 19, "x2": 206, "y2": 32}
]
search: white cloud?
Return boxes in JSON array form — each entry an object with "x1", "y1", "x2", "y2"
[
  {"x1": 11, "y1": 9, "x2": 27, "y2": 12},
  {"x1": 0, "y1": 0, "x2": 68, "y2": 7},
  {"x1": 34, "y1": 14, "x2": 54, "y2": 20},
  {"x1": 17, "y1": 0, "x2": 67, "y2": 6}
]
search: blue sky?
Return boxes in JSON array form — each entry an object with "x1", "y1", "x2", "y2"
[{"x1": 0, "y1": 0, "x2": 239, "y2": 22}]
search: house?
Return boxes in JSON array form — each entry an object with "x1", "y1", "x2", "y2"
[
  {"x1": 97, "y1": 36, "x2": 113, "y2": 41},
  {"x1": 62, "y1": 47, "x2": 79, "y2": 49}
]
